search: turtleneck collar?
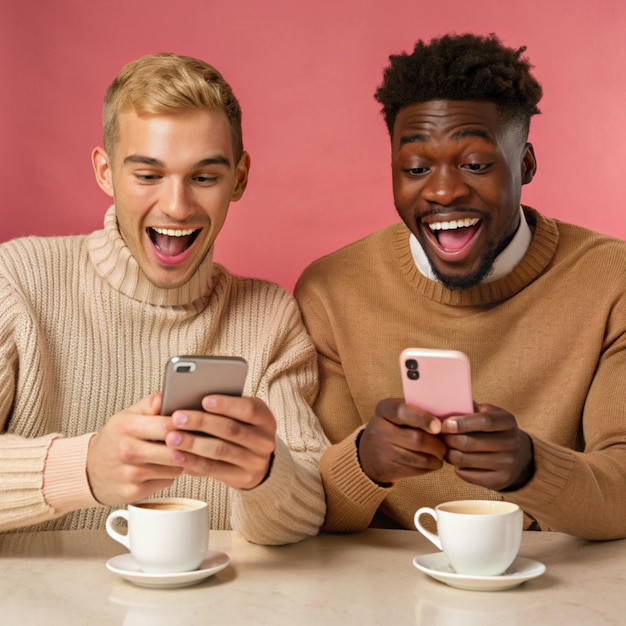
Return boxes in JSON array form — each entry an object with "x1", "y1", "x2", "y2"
[
  {"x1": 393, "y1": 207, "x2": 560, "y2": 306},
  {"x1": 87, "y1": 206, "x2": 215, "y2": 306},
  {"x1": 409, "y1": 206, "x2": 532, "y2": 284}
]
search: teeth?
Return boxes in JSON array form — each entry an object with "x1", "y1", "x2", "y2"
[
  {"x1": 428, "y1": 217, "x2": 480, "y2": 231},
  {"x1": 151, "y1": 227, "x2": 197, "y2": 237}
]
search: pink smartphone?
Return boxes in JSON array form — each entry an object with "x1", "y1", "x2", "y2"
[{"x1": 400, "y1": 348, "x2": 473, "y2": 419}]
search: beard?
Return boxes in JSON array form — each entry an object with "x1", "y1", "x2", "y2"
[{"x1": 428, "y1": 250, "x2": 497, "y2": 290}]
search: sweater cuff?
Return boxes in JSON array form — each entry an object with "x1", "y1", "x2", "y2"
[
  {"x1": 43, "y1": 434, "x2": 100, "y2": 515},
  {"x1": 320, "y1": 427, "x2": 390, "y2": 532},
  {"x1": 505, "y1": 435, "x2": 575, "y2": 510},
  {"x1": 230, "y1": 437, "x2": 324, "y2": 544},
  {"x1": 518, "y1": 437, "x2": 575, "y2": 498}
]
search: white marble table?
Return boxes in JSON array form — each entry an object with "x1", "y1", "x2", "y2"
[{"x1": 0, "y1": 527, "x2": 624, "y2": 625}]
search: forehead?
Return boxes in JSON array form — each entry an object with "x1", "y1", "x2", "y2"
[
  {"x1": 392, "y1": 100, "x2": 509, "y2": 147},
  {"x1": 115, "y1": 108, "x2": 235, "y2": 162}
]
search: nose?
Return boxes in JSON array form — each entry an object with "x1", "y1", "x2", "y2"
[
  {"x1": 162, "y1": 179, "x2": 194, "y2": 220},
  {"x1": 420, "y1": 166, "x2": 469, "y2": 206}
]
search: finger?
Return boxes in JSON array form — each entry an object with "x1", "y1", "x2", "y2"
[
  {"x1": 117, "y1": 435, "x2": 191, "y2": 469},
  {"x1": 390, "y1": 447, "x2": 446, "y2": 472},
  {"x1": 441, "y1": 406, "x2": 515, "y2": 434},
  {"x1": 453, "y1": 466, "x2": 512, "y2": 492},
  {"x1": 375, "y1": 398, "x2": 442, "y2": 434},
  {"x1": 167, "y1": 439, "x2": 271, "y2": 489},
  {"x1": 120, "y1": 414, "x2": 173, "y2": 443},
  {"x1": 169, "y1": 399, "x2": 275, "y2": 451},
  {"x1": 165, "y1": 422, "x2": 275, "y2": 460},
  {"x1": 111, "y1": 394, "x2": 172, "y2": 441},
  {"x1": 443, "y1": 432, "x2": 519, "y2": 453},
  {"x1": 181, "y1": 455, "x2": 270, "y2": 489},
  {"x1": 170, "y1": 410, "x2": 251, "y2": 443},
  {"x1": 128, "y1": 392, "x2": 162, "y2": 416},
  {"x1": 359, "y1": 443, "x2": 445, "y2": 484},
  {"x1": 363, "y1": 413, "x2": 447, "y2": 459},
  {"x1": 446, "y1": 449, "x2": 518, "y2": 471},
  {"x1": 394, "y1": 426, "x2": 447, "y2": 457},
  {"x1": 358, "y1": 418, "x2": 447, "y2": 484},
  {"x1": 119, "y1": 459, "x2": 185, "y2": 483},
  {"x1": 201, "y1": 395, "x2": 264, "y2": 426},
  {"x1": 168, "y1": 409, "x2": 274, "y2": 450},
  {"x1": 99, "y1": 478, "x2": 181, "y2": 506}
]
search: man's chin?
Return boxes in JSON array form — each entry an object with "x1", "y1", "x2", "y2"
[
  {"x1": 143, "y1": 267, "x2": 194, "y2": 290},
  {"x1": 430, "y1": 262, "x2": 494, "y2": 290}
]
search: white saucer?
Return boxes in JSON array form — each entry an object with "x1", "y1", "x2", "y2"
[
  {"x1": 106, "y1": 549, "x2": 230, "y2": 589},
  {"x1": 413, "y1": 552, "x2": 546, "y2": 591}
]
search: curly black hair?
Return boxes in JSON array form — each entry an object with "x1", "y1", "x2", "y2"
[{"x1": 375, "y1": 33, "x2": 543, "y2": 136}]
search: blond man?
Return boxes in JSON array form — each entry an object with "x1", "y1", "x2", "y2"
[{"x1": 0, "y1": 53, "x2": 328, "y2": 544}]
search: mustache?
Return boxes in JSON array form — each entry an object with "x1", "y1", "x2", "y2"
[{"x1": 418, "y1": 207, "x2": 487, "y2": 220}]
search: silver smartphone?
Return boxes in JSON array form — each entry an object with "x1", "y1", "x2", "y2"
[{"x1": 161, "y1": 355, "x2": 248, "y2": 415}]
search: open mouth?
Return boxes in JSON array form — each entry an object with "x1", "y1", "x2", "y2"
[
  {"x1": 148, "y1": 227, "x2": 201, "y2": 257},
  {"x1": 427, "y1": 217, "x2": 481, "y2": 253}
]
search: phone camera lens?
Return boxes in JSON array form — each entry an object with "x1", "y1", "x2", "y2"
[
  {"x1": 176, "y1": 365, "x2": 192, "y2": 373},
  {"x1": 405, "y1": 359, "x2": 418, "y2": 370},
  {"x1": 407, "y1": 370, "x2": 420, "y2": 380}
]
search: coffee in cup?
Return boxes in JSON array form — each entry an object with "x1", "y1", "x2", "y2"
[
  {"x1": 135, "y1": 501, "x2": 199, "y2": 511},
  {"x1": 414, "y1": 500, "x2": 522, "y2": 576},
  {"x1": 106, "y1": 497, "x2": 209, "y2": 573}
]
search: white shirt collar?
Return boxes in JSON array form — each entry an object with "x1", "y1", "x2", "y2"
[{"x1": 409, "y1": 206, "x2": 531, "y2": 284}]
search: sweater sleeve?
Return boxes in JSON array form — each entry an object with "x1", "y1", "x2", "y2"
[
  {"x1": 0, "y1": 264, "x2": 101, "y2": 531},
  {"x1": 43, "y1": 434, "x2": 100, "y2": 514},
  {"x1": 295, "y1": 270, "x2": 387, "y2": 532},
  {"x1": 0, "y1": 433, "x2": 58, "y2": 531},
  {"x1": 0, "y1": 433, "x2": 100, "y2": 532},
  {"x1": 230, "y1": 438, "x2": 324, "y2": 544},
  {"x1": 319, "y1": 428, "x2": 391, "y2": 532},
  {"x1": 502, "y1": 273, "x2": 626, "y2": 540},
  {"x1": 0, "y1": 271, "x2": 63, "y2": 531},
  {"x1": 228, "y1": 291, "x2": 329, "y2": 545}
]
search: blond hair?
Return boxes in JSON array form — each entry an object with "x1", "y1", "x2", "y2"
[{"x1": 103, "y1": 52, "x2": 243, "y2": 159}]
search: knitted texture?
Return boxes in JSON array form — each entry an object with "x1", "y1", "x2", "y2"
[
  {"x1": 0, "y1": 207, "x2": 328, "y2": 544},
  {"x1": 295, "y1": 207, "x2": 626, "y2": 540}
]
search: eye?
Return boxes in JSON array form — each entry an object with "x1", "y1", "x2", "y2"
[
  {"x1": 405, "y1": 166, "x2": 431, "y2": 176},
  {"x1": 193, "y1": 174, "x2": 218, "y2": 184},
  {"x1": 462, "y1": 163, "x2": 491, "y2": 172},
  {"x1": 135, "y1": 173, "x2": 162, "y2": 182}
]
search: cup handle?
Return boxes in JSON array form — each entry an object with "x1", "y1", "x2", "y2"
[
  {"x1": 414, "y1": 507, "x2": 443, "y2": 551},
  {"x1": 105, "y1": 509, "x2": 131, "y2": 549}
]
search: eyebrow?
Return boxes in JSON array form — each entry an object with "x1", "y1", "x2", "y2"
[
  {"x1": 123, "y1": 155, "x2": 232, "y2": 168},
  {"x1": 399, "y1": 128, "x2": 494, "y2": 147}
]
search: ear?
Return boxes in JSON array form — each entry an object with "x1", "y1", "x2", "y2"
[
  {"x1": 521, "y1": 143, "x2": 537, "y2": 185},
  {"x1": 231, "y1": 151, "x2": 250, "y2": 202},
  {"x1": 91, "y1": 146, "x2": 114, "y2": 197}
]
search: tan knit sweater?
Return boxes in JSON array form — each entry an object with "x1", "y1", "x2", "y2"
[
  {"x1": 295, "y1": 207, "x2": 626, "y2": 540},
  {"x1": 0, "y1": 207, "x2": 329, "y2": 544}
]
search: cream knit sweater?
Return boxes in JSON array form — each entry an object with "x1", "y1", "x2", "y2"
[{"x1": 0, "y1": 207, "x2": 328, "y2": 544}]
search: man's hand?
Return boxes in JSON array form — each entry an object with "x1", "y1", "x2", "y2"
[
  {"x1": 163, "y1": 395, "x2": 277, "y2": 490},
  {"x1": 440, "y1": 403, "x2": 534, "y2": 491},
  {"x1": 86, "y1": 394, "x2": 184, "y2": 505},
  {"x1": 357, "y1": 398, "x2": 447, "y2": 485}
]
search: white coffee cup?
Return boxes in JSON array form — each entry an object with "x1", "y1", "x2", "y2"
[
  {"x1": 106, "y1": 497, "x2": 209, "y2": 573},
  {"x1": 414, "y1": 500, "x2": 523, "y2": 576}
]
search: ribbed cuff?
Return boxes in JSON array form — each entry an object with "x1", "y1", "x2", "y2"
[
  {"x1": 522, "y1": 437, "x2": 574, "y2": 498},
  {"x1": 323, "y1": 428, "x2": 391, "y2": 502},
  {"x1": 231, "y1": 437, "x2": 325, "y2": 544},
  {"x1": 43, "y1": 434, "x2": 100, "y2": 514},
  {"x1": 320, "y1": 427, "x2": 390, "y2": 532}
]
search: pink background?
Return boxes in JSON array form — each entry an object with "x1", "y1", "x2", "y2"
[{"x1": 2, "y1": 1, "x2": 625, "y2": 291}]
